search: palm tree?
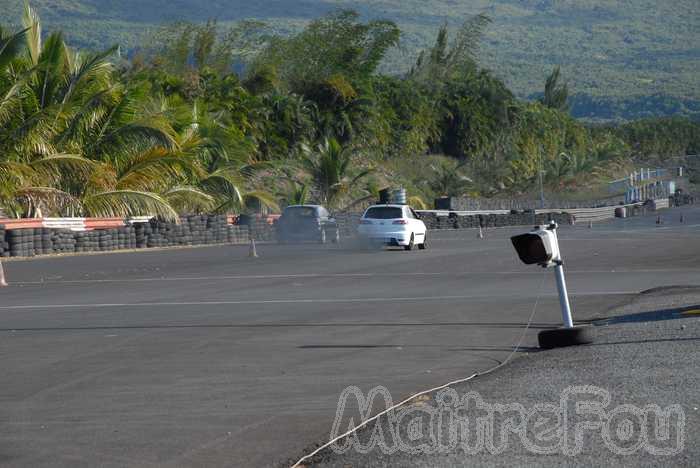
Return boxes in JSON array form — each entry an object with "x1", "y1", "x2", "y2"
[
  {"x1": 0, "y1": 5, "x2": 187, "y2": 219},
  {"x1": 300, "y1": 137, "x2": 372, "y2": 208},
  {"x1": 427, "y1": 158, "x2": 473, "y2": 197},
  {"x1": 281, "y1": 181, "x2": 309, "y2": 206},
  {"x1": 1, "y1": 5, "x2": 280, "y2": 220},
  {"x1": 540, "y1": 66, "x2": 569, "y2": 112}
]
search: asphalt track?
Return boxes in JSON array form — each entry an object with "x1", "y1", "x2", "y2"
[{"x1": 1, "y1": 207, "x2": 699, "y2": 467}]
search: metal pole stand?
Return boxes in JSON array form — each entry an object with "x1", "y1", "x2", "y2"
[
  {"x1": 537, "y1": 225, "x2": 595, "y2": 349},
  {"x1": 554, "y1": 262, "x2": 574, "y2": 328}
]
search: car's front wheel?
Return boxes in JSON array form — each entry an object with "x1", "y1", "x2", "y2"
[
  {"x1": 418, "y1": 233, "x2": 427, "y2": 250},
  {"x1": 404, "y1": 233, "x2": 414, "y2": 251}
]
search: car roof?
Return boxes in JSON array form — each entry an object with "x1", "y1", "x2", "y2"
[{"x1": 365, "y1": 204, "x2": 407, "y2": 209}]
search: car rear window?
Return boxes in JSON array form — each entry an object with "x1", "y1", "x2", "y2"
[
  {"x1": 364, "y1": 207, "x2": 403, "y2": 219},
  {"x1": 284, "y1": 207, "x2": 317, "y2": 218}
]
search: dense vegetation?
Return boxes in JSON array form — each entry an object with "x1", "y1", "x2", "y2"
[
  {"x1": 1, "y1": 0, "x2": 698, "y2": 121},
  {"x1": 1, "y1": 5, "x2": 698, "y2": 219}
]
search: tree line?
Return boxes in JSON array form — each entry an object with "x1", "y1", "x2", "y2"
[{"x1": 1, "y1": 5, "x2": 698, "y2": 219}]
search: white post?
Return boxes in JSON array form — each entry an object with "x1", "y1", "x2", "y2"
[
  {"x1": 554, "y1": 263, "x2": 574, "y2": 328},
  {"x1": 552, "y1": 228, "x2": 574, "y2": 328}
]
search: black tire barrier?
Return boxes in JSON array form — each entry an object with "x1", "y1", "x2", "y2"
[{"x1": 538, "y1": 326, "x2": 595, "y2": 349}]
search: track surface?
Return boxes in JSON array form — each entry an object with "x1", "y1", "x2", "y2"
[{"x1": 1, "y1": 207, "x2": 699, "y2": 467}]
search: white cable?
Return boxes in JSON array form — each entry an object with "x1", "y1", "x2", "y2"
[{"x1": 291, "y1": 270, "x2": 548, "y2": 467}]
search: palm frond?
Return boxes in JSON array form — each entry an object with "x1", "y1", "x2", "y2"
[
  {"x1": 116, "y1": 147, "x2": 198, "y2": 192},
  {"x1": 0, "y1": 27, "x2": 28, "y2": 70},
  {"x1": 29, "y1": 153, "x2": 96, "y2": 186},
  {"x1": 163, "y1": 185, "x2": 215, "y2": 214},
  {"x1": 22, "y1": 2, "x2": 41, "y2": 65},
  {"x1": 199, "y1": 167, "x2": 245, "y2": 205},
  {"x1": 82, "y1": 190, "x2": 179, "y2": 221},
  {"x1": 14, "y1": 186, "x2": 79, "y2": 217},
  {"x1": 243, "y1": 190, "x2": 279, "y2": 211}
]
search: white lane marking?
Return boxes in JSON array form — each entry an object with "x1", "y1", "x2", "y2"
[
  {"x1": 0, "y1": 291, "x2": 638, "y2": 310},
  {"x1": 12, "y1": 268, "x2": 700, "y2": 285}
]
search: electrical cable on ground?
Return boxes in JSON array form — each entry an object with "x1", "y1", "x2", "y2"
[{"x1": 291, "y1": 270, "x2": 548, "y2": 467}]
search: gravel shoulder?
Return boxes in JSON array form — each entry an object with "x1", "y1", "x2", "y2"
[{"x1": 300, "y1": 287, "x2": 700, "y2": 467}]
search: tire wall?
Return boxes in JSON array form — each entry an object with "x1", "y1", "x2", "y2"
[
  {"x1": 333, "y1": 211, "x2": 573, "y2": 237},
  {"x1": 417, "y1": 212, "x2": 573, "y2": 230},
  {"x1": 0, "y1": 215, "x2": 250, "y2": 258}
]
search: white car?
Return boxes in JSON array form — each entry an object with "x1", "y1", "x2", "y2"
[{"x1": 357, "y1": 204, "x2": 428, "y2": 250}]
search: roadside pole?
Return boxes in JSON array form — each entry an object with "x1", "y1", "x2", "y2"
[
  {"x1": 552, "y1": 228, "x2": 574, "y2": 328},
  {"x1": 511, "y1": 222, "x2": 594, "y2": 348}
]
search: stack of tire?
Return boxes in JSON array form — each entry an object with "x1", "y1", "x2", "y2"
[
  {"x1": 456, "y1": 215, "x2": 479, "y2": 229},
  {"x1": 0, "y1": 225, "x2": 8, "y2": 257},
  {"x1": 8, "y1": 229, "x2": 35, "y2": 257},
  {"x1": 249, "y1": 218, "x2": 275, "y2": 242},
  {"x1": 417, "y1": 212, "x2": 438, "y2": 230},
  {"x1": 226, "y1": 225, "x2": 248, "y2": 244},
  {"x1": 168, "y1": 224, "x2": 191, "y2": 246},
  {"x1": 115, "y1": 226, "x2": 136, "y2": 249},
  {"x1": 96, "y1": 229, "x2": 113, "y2": 251},
  {"x1": 51, "y1": 229, "x2": 77, "y2": 254},
  {"x1": 206, "y1": 214, "x2": 229, "y2": 243},
  {"x1": 0, "y1": 217, "x2": 256, "y2": 258},
  {"x1": 335, "y1": 213, "x2": 360, "y2": 238},
  {"x1": 184, "y1": 215, "x2": 205, "y2": 244},
  {"x1": 434, "y1": 214, "x2": 450, "y2": 230},
  {"x1": 33, "y1": 228, "x2": 53, "y2": 254},
  {"x1": 133, "y1": 223, "x2": 150, "y2": 248},
  {"x1": 146, "y1": 219, "x2": 170, "y2": 248},
  {"x1": 75, "y1": 231, "x2": 98, "y2": 252}
]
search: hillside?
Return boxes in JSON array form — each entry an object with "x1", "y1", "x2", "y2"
[{"x1": 1, "y1": 0, "x2": 698, "y2": 120}]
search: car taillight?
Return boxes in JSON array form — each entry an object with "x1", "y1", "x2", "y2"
[
  {"x1": 359, "y1": 219, "x2": 373, "y2": 225},
  {"x1": 392, "y1": 220, "x2": 408, "y2": 225}
]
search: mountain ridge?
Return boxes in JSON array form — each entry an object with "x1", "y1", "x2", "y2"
[{"x1": 2, "y1": 0, "x2": 698, "y2": 120}]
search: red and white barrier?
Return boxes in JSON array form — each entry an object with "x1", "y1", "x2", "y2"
[
  {"x1": 0, "y1": 217, "x2": 129, "y2": 231},
  {"x1": 43, "y1": 217, "x2": 87, "y2": 231}
]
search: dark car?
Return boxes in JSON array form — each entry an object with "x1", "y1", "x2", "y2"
[{"x1": 275, "y1": 205, "x2": 340, "y2": 244}]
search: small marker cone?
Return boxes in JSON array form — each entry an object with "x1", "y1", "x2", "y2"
[
  {"x1": 0, "y1": 260, "x2": 7, "y2": 287},
  {"x1": 588, "y1": 221, "x2": 593, "y2": 229},
  {"x1": 656, "y1": 216, "x2": 661, "y2": 225},
  {"x1": 249, "y1": 238, "x2": 258, "y2": 258},
  {"x1": 477, "y1": 226, "x2": 484, "y2": 239},
  {"x1": 680, "y1": 213, "x2": 684, "y2": 223}
]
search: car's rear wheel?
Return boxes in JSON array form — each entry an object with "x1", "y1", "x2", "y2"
[
  {"x1": 404, "y1": 233, "x2": 414, "y2": 251},
  {"x1": 418, "y1": 233, "x2": 427, "y2": 250}
]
